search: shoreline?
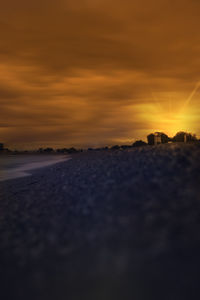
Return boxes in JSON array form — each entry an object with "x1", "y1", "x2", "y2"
[
  {"x1": 1, "y1": 143, "x2": 200, "y2": 299},
  {"x1": 0, "y1": 155, "x2": 70, "y2": 182}
]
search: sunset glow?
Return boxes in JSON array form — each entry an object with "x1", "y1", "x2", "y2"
[
  {"x1": 0, "y1": 0, "x2": 200, "y2": 149},
  {"x1": 141, "y1": 97, "x2": 198, "y2": 137}
]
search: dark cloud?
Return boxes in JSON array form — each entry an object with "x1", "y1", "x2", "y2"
[{"x1": 0, "y1": 0, "x2": 200, "y2": 148}]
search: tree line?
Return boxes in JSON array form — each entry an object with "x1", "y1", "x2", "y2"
[
  {"x1": 0, "y1": 131, "x2": 199, "y2": 154},
  {"x1": 147, "y1": 131, "x2": 197, "y2": 145}
]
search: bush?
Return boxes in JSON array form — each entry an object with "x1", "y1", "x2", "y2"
[
  {"x1": 132, "y1": 140, "x2": 147, "y2": 147},
  {"x1": 67, "y1": 148, "x2": 78, "y2": 154},
  {"x1": 121, "y1": 145, "x2": 131, "y2": 149},
  {"x1": 111, "y1": 145, "x2": 120, "y2": 150},
  {"x1": 43, "y1": 147, "x2": 54, "y2": 153}
]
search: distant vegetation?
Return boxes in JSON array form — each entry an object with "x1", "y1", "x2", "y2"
[
  {"x1": 132, "y1": 140, "x2": 147, "y2": 147},
  {"x1": 147, "y1": 132, "x2": 169, "y2": 145},
  {"x1": 147, "y1": 131, "x2": 198, "y2": 145},
  {"x1": 172, "y1": 131, "x2": 197, "y2": 143},
  {"x1": 0, "y1": 131, "x2": 199, "y2": 154},
  {"x1": 56, "y1": 147, "x2": 82, "y2": 154}
]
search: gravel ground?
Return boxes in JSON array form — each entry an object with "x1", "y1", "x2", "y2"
[{"x1": 0, "y1": 143, "x2": 200, "y2": 300}]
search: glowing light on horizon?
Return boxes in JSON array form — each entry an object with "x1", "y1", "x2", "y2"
[{"x1": 143, "y1": 81, "x2": 200, "y2": 136}]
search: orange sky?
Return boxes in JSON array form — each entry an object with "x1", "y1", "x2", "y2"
[{"x1": 0, "y1": 0, "x2": 200, "y2": 149}]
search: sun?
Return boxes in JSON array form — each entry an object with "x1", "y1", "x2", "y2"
[
  {"x1": 144, "y1": 82, "x2": 200, "y2": 137},
  {"x1": 137, "y1": 97, "x2": 195, "y2": 138},
  {"x1": 143, "y1": 105, "x2": 186, "y2": 137}
]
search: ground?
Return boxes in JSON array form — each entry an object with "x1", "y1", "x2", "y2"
[{"x1": 0, "y1": 143, "x2": 200, "y2": 299}]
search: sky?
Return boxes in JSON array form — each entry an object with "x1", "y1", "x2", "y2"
[{"x1": 0, "y1": 0, "x2": 200, "y2": 149}]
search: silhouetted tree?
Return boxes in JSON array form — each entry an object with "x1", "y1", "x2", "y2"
[
  {"x1": 186, "y1": 133, "x2": 197, "y2": 142},
  {"x1": 43, "y1": 147, "x2": 54, "y2": 153},
  {"x1": 173, "y1": 131, "x2": 197, "y2": 143},
  {"x1": 132, "y1": 140, "x2": 147, "y2": 147},
  {"x1": 147, "y1": 134, "x2": 155, "y2": 145},
  {"x1": 57, "y1": 148, "x2": 67, "y2": 153},
  {"x1": 121, "y1": 145, "x2": 130, "y2": 149},
  {"x1": 67, "y1": 147, "x2": 78, "y2": 154},
  {"x1": 111, "y1": 145, "x2": 120, "y2": 150},
  {"x1": 37, "y1": 148, "x2": 44, "y2": 153},
  {"x1": 0, "y1": 143, "x2": 4, "y2": 151},
  {"x1": 160, "y1": 132, "x2": 169, "y2": 143},
  {"x1": 147, "y1": 132, "x2": 169, "y2": 145},
  {"x1": 173, "y1": 131, "x2": 186, "y2": 142}
]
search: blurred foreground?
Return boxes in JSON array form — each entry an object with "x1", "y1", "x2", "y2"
[{"x1": 0, "y1": 143, "x2": 200, "y2": 299}]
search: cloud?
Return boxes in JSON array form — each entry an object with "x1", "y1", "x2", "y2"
[{"x1": 0, "y1": 0, "x2": 200, "y2": 148}]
